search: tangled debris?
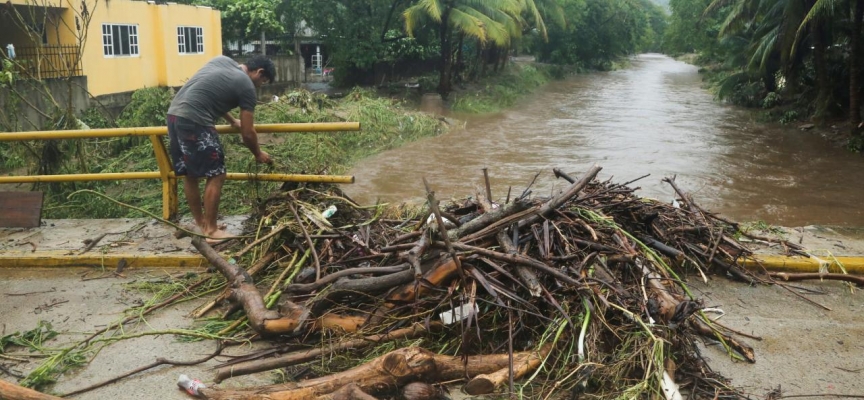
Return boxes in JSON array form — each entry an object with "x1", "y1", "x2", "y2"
[{"x1": 178, "y1": 164, "x2": 774, "y2": 400}]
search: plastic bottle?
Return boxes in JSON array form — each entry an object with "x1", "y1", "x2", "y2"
[
  {"x1": 177, "y1": 374, "x2": 206, "y2": 397},
  {"x1": 322, "y1": 205, "x2": 337, "y2": 219}
]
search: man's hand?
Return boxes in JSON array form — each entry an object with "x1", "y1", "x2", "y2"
[
  {"x1": 255, "y1": 150, "x2": 273, "y2": 164},
  {"x1": 229, "y1": 119, "x2": 242, "y2": 130}
]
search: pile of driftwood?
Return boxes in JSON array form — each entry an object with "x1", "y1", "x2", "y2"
[{"x1": 177, "y1": 164, "x2": 769, "y2": 400}]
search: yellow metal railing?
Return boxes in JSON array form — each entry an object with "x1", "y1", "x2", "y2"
[{"x1": 0, "y1": 122, "x2": 360, "y2": 219}]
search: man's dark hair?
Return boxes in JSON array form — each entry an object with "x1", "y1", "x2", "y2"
[{"x1": 245, "y1": 55, "x2": 276, "y2": 83}]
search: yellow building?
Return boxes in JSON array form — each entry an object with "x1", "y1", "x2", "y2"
[{"x1": 1, "y1": 0, "x2": 222, "y2": 96}]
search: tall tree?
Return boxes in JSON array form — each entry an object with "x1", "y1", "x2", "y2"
[
  {"x1": 298, "y1": 0, "x2": 435, "y2": 84},
  {"x1": 536, "y1": 0, "x2": 665, "y2": 67},
  {"x1": 198, "y1": 0, "x2": 286, "y2": 54},
  {"x1": 402, "y1": 0, "x2": 522, "y2": 97}
]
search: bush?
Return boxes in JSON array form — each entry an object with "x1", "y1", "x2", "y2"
[
  {"x1": 79, "y1": 107, "x2": 114, "y2": 129},
  {"x1": 117, "y1": 87, "x2": 175, "y2": 128},
  {"x1": 762, "y1": 92, "x2": 781, "y2": 109},
  {"x1": 779, "y1": 110, "x2": 799, "y2": 124}
]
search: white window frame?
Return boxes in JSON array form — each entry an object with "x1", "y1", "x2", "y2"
[
  {"x1": 102, "y1": 23, "x2": 139, "y2": 57},
  {"x1": 177, "y1": 26, "x2": 204, "y2": 55}
]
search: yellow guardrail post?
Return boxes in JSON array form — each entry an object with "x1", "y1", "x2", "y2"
[{"x1": 149, "y1": 134, "x2": 179, "y2": 220}]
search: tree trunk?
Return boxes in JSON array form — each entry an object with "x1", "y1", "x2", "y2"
[
  {"x1": 464, "y1": 344, "x2": 550, "y2": 395},
  {"x1": 380, "y1": 0, "x2": 405, "y2": 42},
  {"x1": 190, "y1": 238, "x2": 368, "y2": 336},
  {"x1": 437, "y1": 11, "x2": 453, "y2": 99},
  {"x1": 261, "y1": 31, "x2": 267, "y2": 55},
  {"x1": 294, "y1": 35, "x2": 302, "y2": 84},
  {"x1": 213, "y1": 323, "x2": 437, "y2": 382},
  {"x1": 480, "y1": 42, "x2": 489, "y2": 77},
  {"x1": 454, "y1": 33, "x2": 465, "y2": 83},
  {"x1": 812, "y1": 19, "x2": 832, "y2": 121},
  {"x1": 850, "y1": 0, "x2": 864, "y2": 135},
  {"x1": 192, "y1": 237, "x2": 309, "y2": 335},
  {"x1": 200, "y1": 347, "x2": 544, "y2": 400}
]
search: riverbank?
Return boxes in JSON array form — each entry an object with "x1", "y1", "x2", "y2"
[{"x1": 674, "y1": 53, "x2": 863, "y2": 153}]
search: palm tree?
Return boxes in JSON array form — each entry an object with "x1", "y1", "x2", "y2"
[
  {"x1": 800, "y1": 0, "x2": 862, "y2": 133},
  {"x1": 402, "y1": 0, "x2": 522, "y2": 97},
  {"x1": 708, "y1": 0, "x2": 840, "y2": 119}
]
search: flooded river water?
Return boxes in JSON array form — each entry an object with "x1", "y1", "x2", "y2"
[{"x1": 345, "y1": 54, "x2": 864, "y2": 227}]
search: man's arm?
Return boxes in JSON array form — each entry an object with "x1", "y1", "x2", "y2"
[
  {"x1": 240, "y1": 109, "x2": 271, "y2": 164},
  {"x1": 224, "y1": 113, "x2": 241, "y2": 130}
]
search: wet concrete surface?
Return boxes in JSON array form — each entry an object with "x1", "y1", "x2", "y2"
[
  {"x1": 0, "y1": 268, "x2": 275, "y2": 400},
  {"x1": 692, "y1": 279, "x2": 864, "y2": 398},
  {"x1": 1, "y1": 219, "x2": 863, "y2": 399},
  {"x1": 0, "y1": 216, "x2": 246, "y2": 260}
]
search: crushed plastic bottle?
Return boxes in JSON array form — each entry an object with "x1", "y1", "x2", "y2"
[
  {"x1": 322, "y1": 205, "x2": 337, "y2": 219},
  {"x1": 177, "y1": 374, "x2": 206, "y2": 397}
]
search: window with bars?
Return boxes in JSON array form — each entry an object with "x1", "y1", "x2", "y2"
[
  {"x1": 177, "y1": 26, "x2": 204, "y2": 54},
  {"x1": 102, "y1": 24, "x2": 139, "y2": 57}
]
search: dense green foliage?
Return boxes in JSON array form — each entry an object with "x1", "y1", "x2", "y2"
[
  {"x1": 535, "y1": 0, "x2": 668, "y2": 69},
  {"x1": 664, "y1": 0, "x2": 864, "y2": 147},
  {"x1": 192, "y1": 0, "x2": 666, "y2": 97}
]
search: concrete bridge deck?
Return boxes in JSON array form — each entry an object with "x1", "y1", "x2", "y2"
[
  {"x1": 1, "y1": 220, "x2": 863, "y2": 399},
  {"x1": 0, "y1": 217, "x2": 249, "y2": 270}
]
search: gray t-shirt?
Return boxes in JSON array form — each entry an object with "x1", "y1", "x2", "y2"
[{"x1": 168, "y1": 56, "x2": 257, "y2": 126}]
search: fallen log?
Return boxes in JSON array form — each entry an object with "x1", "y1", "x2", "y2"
[
  {"x1": 464, "y1": 344, "x2": 550, "y2": 395},
  {"x1": 192, "y1": 252, "x2": 278, "y2": 318},
  {"x1": 201, "y1": 346, "x2": 543, "y2": 400},
  {"x1": 192, "y1": 237, "x2": 309, "y2": 335},
  {"x1": 214, "y1": 323, "x2": 438, "y2": 383},
  {"x1": 0, "y1": 379, "x2": 63, "y2": 400}
]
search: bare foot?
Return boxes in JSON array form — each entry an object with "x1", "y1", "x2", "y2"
[{"x1": 204, "y1": 229, "x2": 235, "y2": 245}]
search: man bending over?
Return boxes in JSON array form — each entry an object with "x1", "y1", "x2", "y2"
[{"x1": 167, "y1": 55, "x2": 275, "y2": 243}]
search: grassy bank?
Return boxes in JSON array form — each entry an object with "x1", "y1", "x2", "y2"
[{"x1": 449, "y1": 62, "x2": 573, "y2": 114}]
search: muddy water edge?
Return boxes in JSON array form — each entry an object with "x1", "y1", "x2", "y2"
[{"x1": 345, "y1": 54, "x2": 864, "y2": 229}]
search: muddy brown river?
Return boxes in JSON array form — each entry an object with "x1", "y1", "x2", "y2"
[{"x1": 345, "y1": 54, "x2": 864, "y2": 227}]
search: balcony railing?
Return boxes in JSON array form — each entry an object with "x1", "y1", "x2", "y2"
[{"x1": 12, "y1": 45, "x2": 83, "y2": 80}]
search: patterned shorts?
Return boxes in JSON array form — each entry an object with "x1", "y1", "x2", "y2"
[{"x1": 167, "y1": 114, "x2": 226, "y2": 178}]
